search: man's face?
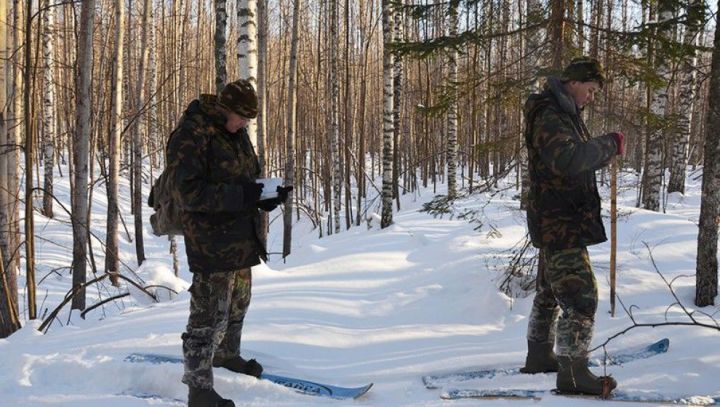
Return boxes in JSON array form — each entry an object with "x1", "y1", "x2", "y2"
[
  {"x1": 225, "y1": 111, "x2": 250, "y2": 133},
  {"x1": 565, "y1": 81, "x2": 600, "y2": 109}
]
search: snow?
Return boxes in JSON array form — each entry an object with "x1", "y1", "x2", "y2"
[{"x1": 2, "y1": 166, "x2": 719, "y2": 406}]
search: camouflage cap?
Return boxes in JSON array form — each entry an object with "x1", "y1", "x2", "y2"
[
  {"x1": 561, "y1": 57, "x2": 605, "y2": 88},
  {"x1": 218, "y1": 79, "x2": 258, "y2": 119}
]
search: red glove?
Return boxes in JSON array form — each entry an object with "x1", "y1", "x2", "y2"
[{"x1": 608, "y1": 132, "x2": 625, "y2": 156}]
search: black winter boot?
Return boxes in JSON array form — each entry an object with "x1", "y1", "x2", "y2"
[
  {"x1": 520, "y1": 340, "x2": 559, "y2": 374},
  {"x1": 188, "y1": 387, "x2": 235, "y2": 407},
  {"x1": 556, "y1": 356, "x2": 617, "y2": 396},
  {"x1": 213, "y1": 356, "x2": 263, "y2": 378}
]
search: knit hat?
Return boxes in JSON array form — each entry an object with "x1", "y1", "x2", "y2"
[
  {"x1": 561, "y1": 57, "x2": 605, "y2": 88},
  {"x1": 218, "y1": 79, "x2": 258, "y2": 119}
]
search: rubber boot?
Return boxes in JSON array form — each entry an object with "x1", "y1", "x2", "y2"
[
  {"x1": 556, "y1": 356, "x2": 617, "y2": 396},
  {"x1": 212, "y1": 355, "x2": 263, "y2": 378},
  {"x1": 520, "y1": 340, "x2": 559, "y2": 374},
  {"x1": 188, "y1": 387, "x2": 235, "y2": 407}
]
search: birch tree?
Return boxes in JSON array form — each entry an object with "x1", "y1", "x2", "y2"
[
  {"x1": 392, "y1": 2, "x2": 403, "y2": 209},
  {"x1": 237, "y1": 0, "x2": 258, "y2": 145},
  {"x1": 330, "y1": 0, "x2": 341, "y2": 234},
  {"x1": 283, "y1": 0, "x2": 301, "y2": 257},
  {"x1": 381, "y1": 0, "x2": 394, "y2": 228},
  {"x1": 72, "y1": 0, "x2": 95, "y2": 311},
  {"x1": 105, "y1": 0, "x2": 124, "y2": 285},
  {"x1": 446, "y1": 0, "x2": 459, "y2": 199},
  {"x1": 215, "y1": 0, "x2": 228, "y2": 94},
  {"x1": 695, "y1": 6, "x2": 720, "y2": 307},
  {"x1": 642, "y1": 1, "x2": 674, "y2": 212},
  {"x1": 256, "y1": 0, "x2": 268, "y2": 245},
  {"x1": 41, "y1": 0, "x2": 56, "y2": 218},
  {"x1": 668, "y1": 0, "x2": 704, "y2": 194}
]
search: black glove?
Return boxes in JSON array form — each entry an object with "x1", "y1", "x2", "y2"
[
  {"x1": 242, "y1": 182, "x2": 263, "y2": 209},
  {"x1": 276, "y1": 185, "x2": 293, "y2": 203},
  {"x1": 257, "y1": 186, "x2": 294, "y2": 212}
]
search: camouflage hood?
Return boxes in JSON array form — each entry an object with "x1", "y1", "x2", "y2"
[{"x1": 524, "y1": 76, "x2": 578, "y2": 122}]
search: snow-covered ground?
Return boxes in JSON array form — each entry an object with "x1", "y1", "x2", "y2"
[{"x1": 1, "y1": 166, "x2": 719, "y2": 406}]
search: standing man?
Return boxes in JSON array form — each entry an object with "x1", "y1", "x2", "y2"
[
  {"x1": 169, "y1": 80, "x2": 289, "y2": 407},
  {"x1": 520, "y1": 57, "x2": 625, "y2": 396}
]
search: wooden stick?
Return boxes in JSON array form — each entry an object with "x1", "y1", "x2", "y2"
[{"x1": 610, "y1": 157, "x2": 618, "y2": 317}]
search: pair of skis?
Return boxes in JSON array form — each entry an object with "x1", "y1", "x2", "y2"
[{"x1": 425, "y1": 338, "x2": 717, "y2": 405}]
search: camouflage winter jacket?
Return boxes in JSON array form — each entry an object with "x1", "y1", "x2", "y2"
[
  {"x1": 524, "y1": 77, "x2": 618, "y2": 250},
  {"x1": 167, "y1": 94, "x2": 265, "y2": 273}
]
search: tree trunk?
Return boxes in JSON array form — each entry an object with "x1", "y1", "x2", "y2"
[
  {"x1": 392, "y1": 3, "x2": 403, "y2": 209},
  {"x1": 642, "y1": 1, "x2": 673, "y2": 212},
  {"x1": 256, "y1": 0, "x2": 269, "y2": 245},
  {"x1": 381, "y1": 0, "x2": 394, "y2": 228},
  {"x1": 237, "y1": 0, "x2": 258, "y2": 145},
  {"x1": 330, "y1": 0, "x2": 341, "y2": 234},
  {"x1": 0, "y1": 0, "x2": 21, "y2": 338},
  {"x1": 446, "y1": 0, "x2": 459, "y2": 199},
  {"x1": 41, "y1": 0, "x2": 56, "y2": 218},
  {"x1": 133, "y1": 0, "x2": 151, "y2": 265},
  {"x1": 72, "y1": 0, "x2": 96, "y2": 311},
  {"x1": 105, "y1": 0, "x2": 125, "y2": 286},
  {"x1": 215, "y1": 0, "x2": 228, "y2": 94},
  {"x1": 668, "y1": 0, "x2": 703, "y2": 194},
  {"x1": 23, "y1": 0, "x2": 36, "y2": 319},
  {"x1": 283, "y1": 0, "x2": 301, "y2": 257},
  {"x1": 695, "y1": 5, "x2": 720, "y2": 307}
]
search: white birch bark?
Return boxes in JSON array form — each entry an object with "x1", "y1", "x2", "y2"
[
  {"x1": 642, "y1": 3, "x2": 673, "y2": 212},
  {"x1": 105, "y1": 0, "x2": 124, "y2": 285},
  {"x1": 668, "y1": 0, "x2": 702, "y2": 194},
  {"x1": 215, "y1": 0, "x2": 228, "y2": 95},
  {"x1": 237, "y1": 0, "x2": 258, "y2": 146},
  {"x1": 392, "y1": 2, "x2": 403, "y2": 209},
  {"x1": 380, "y1": 0, "x2": 394, "y2": 228},
  {"x1": 446, "y1": 0, "x2": 459, "y2": 199},
  {"x1": 41, "y1": 0, "x2": 56, "y2": 218},
  {"x1": 330, "y1": 0, "x2": 341, "y2": 234}
]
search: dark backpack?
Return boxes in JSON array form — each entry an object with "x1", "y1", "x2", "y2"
[{"x1": 148, "y1": 161, "x2": 183, "y2": 236}]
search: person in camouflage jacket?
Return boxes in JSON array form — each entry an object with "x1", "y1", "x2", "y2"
[
  {"x1": 168, "y1": 80, "x2": 289, "y2": 407},
  {"x1": 520, "y1": 58, "x2": 625, "y2": 396}
]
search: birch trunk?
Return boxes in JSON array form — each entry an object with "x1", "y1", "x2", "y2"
[
  {"x1": 283, "y1": 0, "x2": 301, "y2": 257},
  {"x1": 392, "y1": 3, "x2": 403, "y2": 209},
  {"x1": 237, "y1": 0, "x2": 258, "y2": 146},
  {"x1": 330, "y1": 0, "x2": 341, "y2": 234},
  {"x1": 695, "y1": 4, "x2": 720, "y2": 307},
  {"x1": 105, "y1": 0, "x2": 124, "y2": 285},
  {"x1": 41, "y1": 0, "x2": 56, "y2": 218},
  {"x1": 668, "y1": 0, "x2": 703, "y2": 194},
  {"x1": 215, "y1": 0, "x2": 228, "y2": 94},
  {"x1": 380, "y1": 0, "x2": 394, "y2": 228},
  {"x1": 256, "y1": 0, "x2": 268, "y2": 246},
  {"x1": 72, "y1": 0, "x2": 94, "y2": 311},
  {"x1": 642, "y1": 1, "x2": 673, "y2": 212},
  {"x1": 446, "y1": 0, "x2": 458, "y2": 199}
]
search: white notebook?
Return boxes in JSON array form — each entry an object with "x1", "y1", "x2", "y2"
[{"x1": 257, "y1": 178, "x2": 284, "y2": 200}]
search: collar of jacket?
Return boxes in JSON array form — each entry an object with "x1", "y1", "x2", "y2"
[{"x1": 545, "y1": 76, "x2": 579, "y2": 116}]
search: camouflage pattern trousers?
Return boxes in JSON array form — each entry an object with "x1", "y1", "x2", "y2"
[
  {"x1": 526, "y1": 247, "x2": 598, "y2": 358},
  {"x1": 182, "y1": 268, "x2": 252, "y2": 389}
]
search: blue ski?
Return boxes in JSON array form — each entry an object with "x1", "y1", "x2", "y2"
[
  {"x1": 422, "y1": 338, "x2": 669, "y2": 389},
  {"x1": 441, "y1": 388, "x2": 720, "y2": 405},
  {"x1": 124, "y1": 353, "x2": 373, "y2": 399}
]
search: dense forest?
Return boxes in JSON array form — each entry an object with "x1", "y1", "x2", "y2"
[{"x1": 0, "y1": 0, "x2": 718, "y2": 338}]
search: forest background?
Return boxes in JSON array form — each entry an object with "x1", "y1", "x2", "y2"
[{"x1": 0, "y1": 0, "x2": 718, "y2": 338}]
